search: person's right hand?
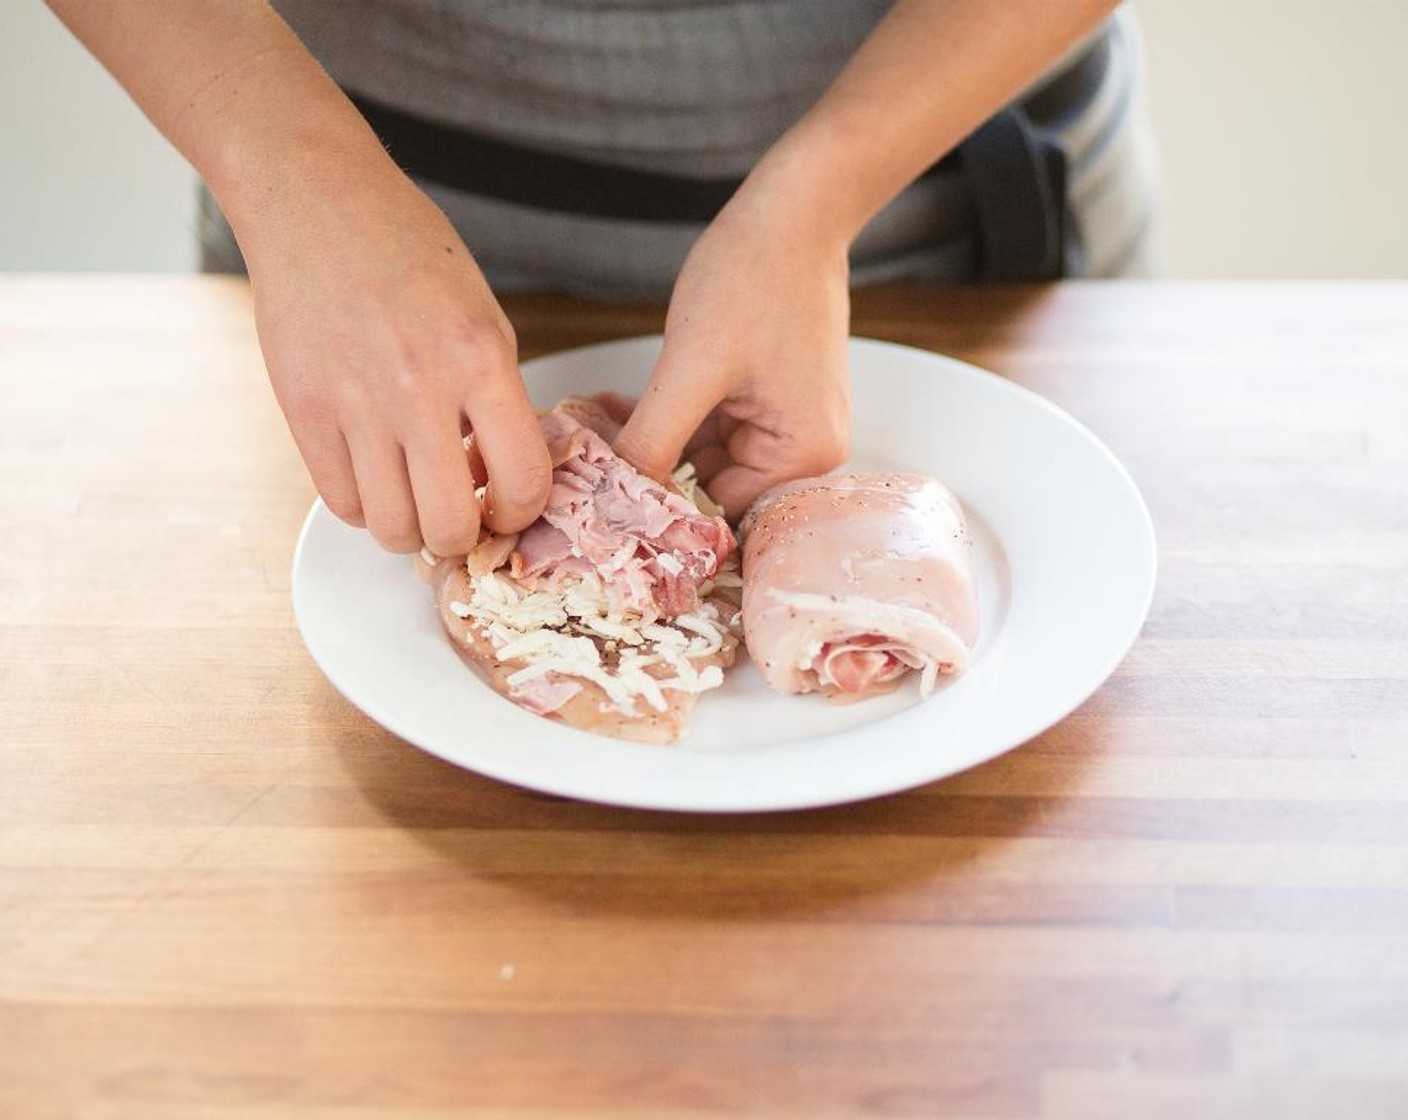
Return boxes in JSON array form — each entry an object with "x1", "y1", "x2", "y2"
[{"x1": 233, "y1": 156, "x2": 551, "y2": 555}]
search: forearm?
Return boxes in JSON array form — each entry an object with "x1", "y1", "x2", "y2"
[
  {"x1": 43, "y1": 1, "x2": 392, "y2": 231},
  {"x1": 739, "y1": 0, "x2": 1119, "y2": 245}
]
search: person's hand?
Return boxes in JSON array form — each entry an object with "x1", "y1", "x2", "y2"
[
  {"x1": 613, "y1": 191, "x2": 852, "y2": 519},
  {"x1": 234, "y1": 156, "x2": 551, "y2": 554}
]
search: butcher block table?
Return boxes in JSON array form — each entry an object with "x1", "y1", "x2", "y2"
[{"x1": 2, "y1": 276, "x2": 1406, "y2": 1120}]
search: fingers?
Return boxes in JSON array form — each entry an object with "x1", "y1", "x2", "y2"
[
  {"x1": 683, "y1": 409, "x2": 740, "y2": 456},
  {"x1": 701, "y1": 463, "x2": 776, "y2": 522},
  {"x1": 460, "y1": 349, "x2": 552, "y2": 535},
  {"x1": 614, "y1": 345, "x2": 724, "y2": 483},
  {"x1": 728, "y1": 413, "x2": 849, "y2": 479},
  {"x1": 703, "y1": 419, "x2": 850, "y2": 520},
  {"x1": 299, "y1": 427, "x2": 365, "y2": 528},
  {"x1": 272, "y1": 375, "x2": 365, "y2": 527},
  {"x1": 688, "y1": 442, "x2": 730, "y2": 486},
  {"x1": 341, "y1": 323, "x2": 544, "y2": 553},
  {"x1": 405, "y1": 423, "x2": 481, "y2": 556},
  {"x1": 345, "y1": 430, "x2": 422, "y2": 552}
]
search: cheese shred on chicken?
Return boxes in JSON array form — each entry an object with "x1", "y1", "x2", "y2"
[{"x1": 455, "y1": 567, "x2": 733, "y2": 717}]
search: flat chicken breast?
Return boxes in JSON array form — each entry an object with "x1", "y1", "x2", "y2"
[
  {"x1": 422, "y1": 397, "x2": 741, "y2": 743},
  {"x1": 425, "y1": 555, "x2": 739, "y2": 745},
  {"x1": 740, "y1": 473, "x2": 979, "y2": 698}
]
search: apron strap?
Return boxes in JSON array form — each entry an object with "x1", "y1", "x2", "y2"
[{"x1": 958, "y1": 108, "x2": 1079, "y2": 281}]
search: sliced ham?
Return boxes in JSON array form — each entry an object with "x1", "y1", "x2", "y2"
[
  {"x1": 509, "y1": 522, "x2": 574, "y2": 580},
  {"x1": 740, "y1": 473, "x2": 979, "y2": 699},
  {"x1": 512, "y1": 401, "x2": 734, "y2": 619}
]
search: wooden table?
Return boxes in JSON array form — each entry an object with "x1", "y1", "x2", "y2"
[{"x1": 2, "y1": 277, "x2": 1406, "y2": 1120}]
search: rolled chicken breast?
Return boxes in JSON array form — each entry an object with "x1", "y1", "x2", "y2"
[{"x1": 740, "y1": 473, "x2": 978, "y2": 698}]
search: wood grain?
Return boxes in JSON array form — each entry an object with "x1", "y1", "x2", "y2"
[{"x1": 2, "y1": 276, "x2": 1406, "y2": 1119}]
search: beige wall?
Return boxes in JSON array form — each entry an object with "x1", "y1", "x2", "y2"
[
  {"x1": 3, "y1": 1, "x2": 1406, "y2": 278},
  {"x1": 1137, "y1": 0, "x2": 1408, "y2": 278},
  {"x1": 1, "y1": 3, "x2": 195, "y2": 271}
]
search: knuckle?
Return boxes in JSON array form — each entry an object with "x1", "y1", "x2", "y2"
[
  {"x1": 367, "y1": 513, "x2": 423, "y2": 554},
  {"x1": 448, "y1": 317, "x2": 517, "y2": 382},
  {"x1": 795, "y1": 430, "x2": 850, "y2": 477},
  {"x1": 385, "y1": 356, "x2": 433, "y2": 404},
  {"x1": 322, "y1": 490, "x2": 365, "y2": 527},
  {"x1": 376, "y1": 530, "x2": 424, "y2": 555},
  {"x1": 373, "y1": 366, "x2": 440, "y2": 432},
  {"x1": 492, "y1": 312, "x2": 518, "y2": 354},
  {"x1": 279, "y1": 380, "x2": 334, "y2": 429},
  {"x1": 499, "y1": 452, "x2": 554, "y2": 507},
  {"x1": 422, "y1": 506, "x2": 480, "y2": 557},
  {"x1": 825, "y1": 426, "x2": 852, "y2": 464}
]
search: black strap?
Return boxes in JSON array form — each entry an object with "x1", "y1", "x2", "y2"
[
  {"x1": 949, "y1": 30, "x2": 1111, "y2": 281},
  {"x1": 1024, "y1": 31, "x2": 1112, "y2": 126},
  {"x1": 348, "y1": 92, "x2": 743, "y2": 224},
  {"x1": 957, "y1": 109, "x2": 1073, "y2": 282}
]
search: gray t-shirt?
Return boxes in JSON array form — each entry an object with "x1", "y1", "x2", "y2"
[{"x1": 200, "y1": 2, "x2": 1159, "y2": 291}]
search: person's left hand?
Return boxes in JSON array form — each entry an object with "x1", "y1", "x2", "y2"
[{"x1": 613, "y1": 192, "x2": 852, "y2": 520}]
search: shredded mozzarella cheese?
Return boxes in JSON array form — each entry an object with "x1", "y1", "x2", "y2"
[{"x1": 456, "y1": 562, "x2": 735, "y2": 717}]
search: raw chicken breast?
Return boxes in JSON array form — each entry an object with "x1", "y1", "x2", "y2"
[
  {"x1": 421, "y1": 397, "x2": 742, "y2": 743},
  {"x1": 740, "y1": 473, "x2": 978, "y2": 698},
  {"x1": 424, "y1": 554, "x2": 740, "y2": 745}
]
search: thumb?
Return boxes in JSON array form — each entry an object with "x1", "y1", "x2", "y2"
[{"x1": 613, "y1": 343, "x2": 723, "y2": 482}]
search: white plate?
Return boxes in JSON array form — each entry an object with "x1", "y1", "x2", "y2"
[{"x1": 292, "y1": 336, "x2": 1155, "y2": 812}]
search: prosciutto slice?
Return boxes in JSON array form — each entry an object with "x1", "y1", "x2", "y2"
[{"x1": 740, "y1": 473, "x2": 979, "y2": 698}]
